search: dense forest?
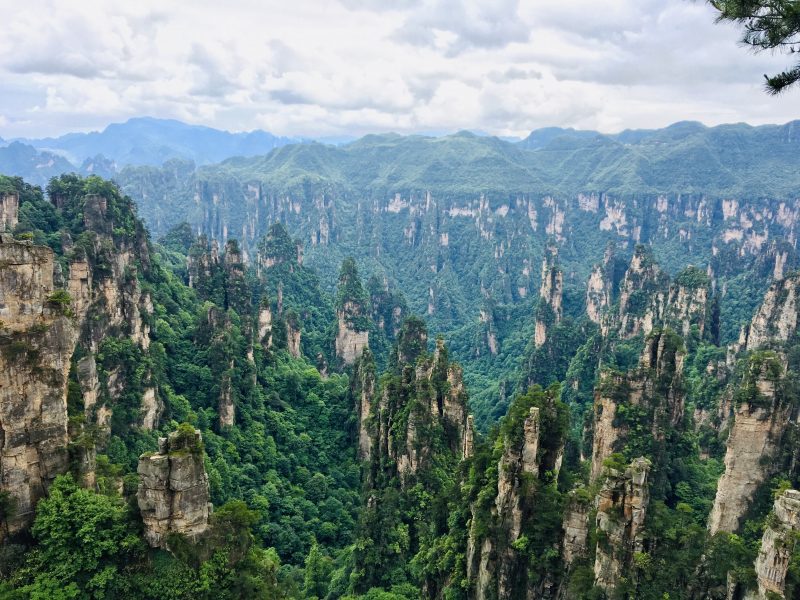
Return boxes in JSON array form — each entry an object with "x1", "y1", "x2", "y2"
[{"x1": 1, "y1": 161, "x2": 800, "y2": 600}]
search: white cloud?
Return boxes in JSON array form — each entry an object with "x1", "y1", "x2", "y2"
[{"x1": 0, "y1": 0, "x2": 797, "y2": 139}]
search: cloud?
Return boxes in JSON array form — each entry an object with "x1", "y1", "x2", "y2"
[
  {"x1": 0, "y1": 0, "x2": 798, "y2": 140},
  {"x1": 393, "y1": 0, "x2": 530, "y2": 55}
]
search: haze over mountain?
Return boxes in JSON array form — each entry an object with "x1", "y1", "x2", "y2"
[{"x1": 6, "y1": 116, "x2": 299, "y2": 168}]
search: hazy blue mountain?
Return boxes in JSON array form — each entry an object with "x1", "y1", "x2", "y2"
[
  {"x1": 16, "y1": 117, "x2": 298, "y2": 167},
  {"x1": 0, "y1": 142, "x2": 76, "y2": 187}
]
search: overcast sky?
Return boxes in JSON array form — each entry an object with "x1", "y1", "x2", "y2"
[{"x1": 0, "y1": 0, "x2": 797, "y2": 139}]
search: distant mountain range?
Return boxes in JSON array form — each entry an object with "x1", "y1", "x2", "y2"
[
  {"x1": 2, "y1": 117, "x2": 800, "y2": 195},
  {"x1": 4, "y1": 117, "x2": 298, "y2": 170}
]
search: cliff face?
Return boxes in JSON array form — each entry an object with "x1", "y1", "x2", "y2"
[
  {"x1": 585, "y1": 244, "x2": 616, "y2": 327},
  {"x1": 0, "y1": 192, "x2": 18, "y2": 232},
  {"x1": 589, "y1": 330, "x2": 686, "y2": 482},
  {"x1": 617, "y1": 245, "x2": 670, "y2": 339},
  {"x1": 534, "y1": 244, "x2": 563, "y2": 348},
  {"x1": 466, "y1": 388, "x2": 567, "y2": 600},
  {"x1": 593, "y1": 458, "x2": 651, "y2": 592},
  {"x1": 335, "y1": 301, "x2": 369, "y2": 366},
  {"x1": 359, "y1": 320, "x2": 471, "y2": 487},
  {"x1": 335, "y1": 258, "x2": 371, "y2": 366},
  {"x1": 744, "y1": 274, "x2": 800, "y2": 351},
  {"x1": 0, "y1": 181, "x2": 167, "y2": 535},
  {"x1": 0, "y1": 238, "x2": 77, "y2": 535},
  {"x1": 352, "y1": 350, "x2": 376, "y2": 462},
  {"x1": 708, "y1": 352, "x2": 790, "y2": 534},
  {"x1": 750, "y1": 489, "x2": 800, "y2": 599},
  {"x1": 562, "y1": 492, "x2": 591, "y2": 568},
  {"x1": 391, "y1": 337, "x2": 471, "y2": 483},
  {"x1": 136, "y1": 428, "x2": 211, "y2": 548},
  {"x1": 665, "y1": 267, "x2": 710, "y2": 337}
]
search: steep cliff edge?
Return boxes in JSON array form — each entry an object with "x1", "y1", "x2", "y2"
[
  {"x1": 749, "y1": 489, "x2": 800, "y2": 599},
  {"x1": 334, "y1": 258, "x2": 371, "y2": 366},
  {"x1": 593, "y1": 457, "x2": 651, "y2": 592},
  {"x1": 534, "y1": 243, "x2": 563, "y2": 348},
  {"x1": 136, "y1": 426, "x2": 211, "y2": 548},
  {"x1": 708, "y1": 351, "x2": 791, "y2": 534},
  {"x1": 0, "y1": 237, "x2": 77, "y2": 535},
  {"x1": 351, "y1": 317, "x2": 474, "y2": 594},
  {"x1": 465, "y1": 385, "x2": 568, "y2": 600}
]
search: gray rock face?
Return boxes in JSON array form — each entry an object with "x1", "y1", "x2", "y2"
[
  {"x1": 594, "y1": 457, "x2": 651, "y2": 592},
  {"x1": 750, "y1": 489, "x2": 800, "y2": 599},
  {"x1": 534, "y1": 243, "x2": 563, "y2": 348},
  {"x1": 744, "y1": 274, "x2": 800, "y2": 351},
  {"x1": 335, "y1": 302, "x2": 369, "y2": 366},
  {"x1": 137, "y1": 429, "x2": 211, "y2": 548},
  {"x1": 617, "y1": 245, "x2": 669, "y2": 339},
  {"x1": 0, "y1": 240, "x2": 77, "y2": 535},
  {"x1": 708, "y1": 353, "x2": 789, "y2": 535},
  {"x1": 0, "y1": 192, "x2": 18, "y2": 232}
]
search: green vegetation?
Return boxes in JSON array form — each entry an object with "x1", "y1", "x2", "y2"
[{"x1": 1, "y1": 149, "x2": 800, "y2": 600}]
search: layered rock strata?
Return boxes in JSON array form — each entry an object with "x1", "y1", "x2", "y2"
[{"x1": 136, "y1": 428, "x2": 211, "y2": 548}]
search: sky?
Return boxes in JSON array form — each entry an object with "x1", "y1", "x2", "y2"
[{"x1": 0, "y1": 0, "x2": 798, "y2": 139}]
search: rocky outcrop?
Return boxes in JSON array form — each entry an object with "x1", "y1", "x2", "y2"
[
  {"x1": 0, "y1": 238, "x2": 77, "y2": 535},
  {"x1": 562, "y1": 491, "x2": 591, "y2": 568},
  {"x1": 469, "y1": 389, "x2": 566, "y2": 600},
  {"x1": 352, "y1": 350, "x2": 376, "y2": 462},
  {"x1": 586, "y1": 244, "x2": 615, "y2": 326},
  {"x1": 335, "y1": 301, "x2": 369, "y2": 366},
  {"x1": 594, "y1": 457, "x2": 651, "y2": 592},
  {"x1": 257, "y1": 303, "x2": 273, "y2": 349},
  {"x1": 137, "y1": 428, "x2": 211, "y2": 548},
  {"x1": 665, "y1": 267, "x2": 710, "y2": 336},
  {"x1": 749, "y1": 489, "x2": 800, "y2": 599},
  {"x1": 140, "y1": 387, "x2": 163, "y2": 431},
  {"x1": 394, "y1": 339, "x2": 470, "y2": 481},
  {"x1": 0, "y1": 192, "x2": 19, "y2": 232},
  {"x1": 589, "y1": 330, "x2": 685, "y2": 482},
  {"x1": 362, "y1": 320, "x2": 469, "y2": 489},
  {"x1": 617, "y1": 245, "x2": 669, "y2": 339},
  {"x1": 218, "y1": 365, "x2": 234, "y2": 428},
  {"x1": 286, "y1": 311, "x2": 302, "y2": 358},
  {"x1": 708, "y1": 352, "x2": 789, "y2": 534},
  {"x1": 590, "y1": 377, "x2": 624, "y2": 483},
  {"x1": 496, "y1": 407, "x2": 541, "y2": 539},
  {"x1": 744, "y1": 274, "x2": 800, "y2": 351},
  {"x1": 534, "y1": 243, "x2": 563, "y2": 347}
]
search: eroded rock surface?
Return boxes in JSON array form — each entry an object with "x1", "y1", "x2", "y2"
[{"x1": 137, "y1": 428, "x2": 211, "y2": 548}]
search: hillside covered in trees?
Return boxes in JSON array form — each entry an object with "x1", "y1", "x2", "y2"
[{"x1": 1, "y1": 148, "x2": 800, "y2": 599}]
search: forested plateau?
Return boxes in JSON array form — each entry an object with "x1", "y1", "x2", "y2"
[{"x1": 1, "y1": 123, "x2": 800, "y2": 599}]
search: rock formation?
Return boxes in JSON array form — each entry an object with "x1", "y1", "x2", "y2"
[
  {"x1": 665, "y1": 266, "x2": 710, "y2": 337},
  {"x1": 352, "y1": 350, "x2": 376, "y2": 462},
  {"x1": 335, "y1": 301, "x2": 370, "y2": 365},
  {"x1": 590, "y1": 330, "x2": 685, "y2": 482},
  {"x1": 750, "y1": 489, "x2": 800, "y2": 599},
  {"x1": 335, "y1": 258, "x2": 371, "y2": 366},
  {"x1": 467, "y1": 388, "x2": 566, "y2": 600},
  {"x1": 137, "y1": 428, "x2": 211, "y2": 548},
  {"x1": 257, "y1": 302, "x2": 273, "y2": 349},
  {"x1": 594, "y1": 457, "x2": 651, "y2": 592},
  {"x1": 0, "y1": 237, "x2": 77, "y2": 535},
  {"x1": 708, "y1": 351, "x2": 789, "y2": 534},
  {"x1": 562, "y1": 491, "x2": 591, "y2": 568},
  {"x1": 617, "y1": 245, "x2": 669, "y2": 339},
  {"x1": 744, "y1": 274, "x2": 800, "y2": 351},
  {"x1": 0, "y1": 191, "x2": 18, "y2": 232},
  {"x1": 534, "y1": 243, "x2": 563, "y2": 347},
  {"x1": 586, "y1": 244, "x2": 615, "y2": 326}
]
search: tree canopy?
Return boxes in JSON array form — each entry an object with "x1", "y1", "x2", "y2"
[{"x1": 710, "y1": 0, "x2": 800, "y2": 93}]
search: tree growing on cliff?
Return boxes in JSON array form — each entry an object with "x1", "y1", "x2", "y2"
[{"x1": 709, "y1": 0, "x2": 800, "y2": 93}]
